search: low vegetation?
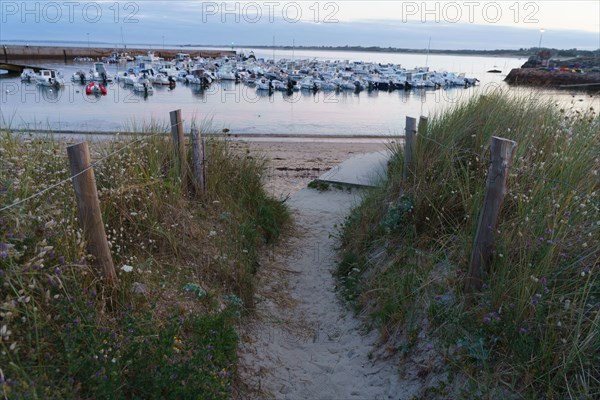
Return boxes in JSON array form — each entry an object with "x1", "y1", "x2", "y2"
[
  {"x1": 338, "y1": 92, "x2": 599, "y2": 398},
  {"x1": 0, "y1": 127, "x2": 289, "y2": 398}
]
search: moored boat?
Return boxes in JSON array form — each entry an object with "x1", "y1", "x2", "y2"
[
  {"x1": 85, "y1": 81, "x2": 107, "y2": 95},
  {"x1": 35, "y1": 70, "x2": 65, "y2": 87}
]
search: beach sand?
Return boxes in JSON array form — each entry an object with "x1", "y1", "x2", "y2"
[
  {"x1": 233, "y1": 138, "x2": 430, "y2": 399},
  {"x1": 230, "y1": 140, "x2": 393, "y2": 197}
]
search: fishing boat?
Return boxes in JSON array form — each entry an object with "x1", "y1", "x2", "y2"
[{"x1": 85, "y1": 81, "x2": 107, "y2": 95}]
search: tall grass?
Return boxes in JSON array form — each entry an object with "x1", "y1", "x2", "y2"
[
  {"x1": 338, "y1": 91, "x2": 599, "y2": 398},
  {"x1": 0, "y1": 126, "x2": 288, "y2": 398}
]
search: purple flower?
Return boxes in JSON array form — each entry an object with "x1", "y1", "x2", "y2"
[
  {"x1": 535, "y1": 293, "x2": 542, "y2": 299},
  {"x1": 0, "y1": 243, "x2": 8, "y2": 251},
  {"x1": 58, "y1": 256, "x2": 65, "y2": 264},
  {"x1": 519, "y1": 327, "x2": 528, "y2": 334},
  {"x1": 483, "y1": 317, "x2": 491, "y2": 323},
  {"x1": 540, "y1": 277, "x2": 547, "y2": 286},
  {"x1": 0, "y1": 251, "x2": 7, "y2": 260},
  {"x1": 433, "y1": 295, "x2": 442, "y2": 301}
]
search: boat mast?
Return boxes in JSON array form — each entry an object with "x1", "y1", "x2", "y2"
[{"x1": 425, "y1": 36, "x2": 431, "y2": 67}]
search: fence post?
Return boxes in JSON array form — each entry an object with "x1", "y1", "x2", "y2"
[
  {"x1": 169, "y1": 109, "x2": 187, "y2": 190},
  {"x1": 403, "y1": 116, "x2": 417, "y2": 181},
  {"x1": 419, "y1": 116, "x2": 428, "y2": 135},
  {"x1": 466, "y1": 136, "x2": 517, "y2": 293},
  {"x1": 67, "y1": 142, "x2": 118, "y2": 288},
  {"x1": 190, "y1": 127, "x2": 207, "y2": 194}
]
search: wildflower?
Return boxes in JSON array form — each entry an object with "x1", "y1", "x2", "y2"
[
  {"x1": 519, "y1": 327, "x2": 528, "y2": 334},
  {"x1": 209, "y1": 230, "x2": 217, "y2": 238},
  {"x1": 121, "y1": 265, "x2": 133, "y2": 273}
]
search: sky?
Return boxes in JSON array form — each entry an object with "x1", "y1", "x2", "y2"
[{"x1": 1, "y1": 1, "x2": 599, "y2": 50}]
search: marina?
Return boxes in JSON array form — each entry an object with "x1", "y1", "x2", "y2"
[{"x1": 0, "y1": 47, "x2": 595, "y2": 135}]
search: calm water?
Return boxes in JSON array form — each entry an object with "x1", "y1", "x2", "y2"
[{"x1": 0, "y1": 49, "x2": 595, "y2": 135}]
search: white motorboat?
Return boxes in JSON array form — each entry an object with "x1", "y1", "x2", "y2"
[
  {"x1": 133, "y1": 79, "x2": 154, "y2": 94},
  {"x1": 299, "y1": 77, "x2": 318, "y2": 91},
  {"x1": 151, "y1": 73, "x2": 171, "y2": 85},
  {"x1": 90, "y1": 62, "x2": 114, "y2": 83},
  {"x1": 135, "y1": 51, "x2": 162, "y2": 64},
  {"x1": 71, "y1": 70, "x2": 91, "y2": 84},
  {"x1": 35, "y1": 70, "x2": 65, "y2": 87},
  {"x1": 320, "y1": 80, "x2": 339, "y2": 91},
  {"x1": 20, "y1": 68, "x2": 37, "y2": 82},
  {"x1": 255, "y1": 78, "x2": 271, "y2": 91},
  {"x1": 339, "y1": 80, "x2": 357, "y2": 90},
  {"x1": 271, "y1": 80, "x2": 287, "y2": 91}
]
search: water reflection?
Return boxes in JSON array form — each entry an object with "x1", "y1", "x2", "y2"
[{"x1": 1, "y1": 54, "x2": 597, "y2": 135}]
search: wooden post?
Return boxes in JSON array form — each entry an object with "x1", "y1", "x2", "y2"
[
  {"x1": 466, "y1": 136, "x2": 517, "y2": 293},
  {"x1": 403, "y1": 116, "x2": 417, "y2": 181},
  {"x1": 190, "y1": 128, "x2": 207, "y2": 194},
  {"x1": 67, "y1": 142, "x2": 118, "y2": 288},
  {"x1": 419, "y1": 116, "x2": 428, "y2": 135},
  {"x1": 169, "y1": 109, "x2": 187, "y2": 190}
]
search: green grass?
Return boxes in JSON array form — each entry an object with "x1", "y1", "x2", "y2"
[
  {"x1": 0, "y1": 126, "x2": 289, "y2": 398},
  {"x1": 338, "y1": 91, "x2": 599, "y2": 398}
]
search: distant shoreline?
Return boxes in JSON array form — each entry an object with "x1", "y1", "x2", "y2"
[{"x1": 5, "y1": 40, "x2": 596, "y2": 58}]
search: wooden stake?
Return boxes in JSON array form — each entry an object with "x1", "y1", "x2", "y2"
[
  {"x1": 169, "y1": 109, "x2": 187, "y2": 190},
  {"x1": 419, "y1": 116, "x2": 428, "y2": 135},
  {"x1": 403, "y1": 116, "x2": 417, "y2": 181},
  {"x1": 191, "y1": 127, "x2": 206, "y2": 194},
  {"x1": 466, "y1": 136, "x2": 517, "y2": 292},
  {"x1": 67, "y1": 142, "x2": 118, "y2": 288}
]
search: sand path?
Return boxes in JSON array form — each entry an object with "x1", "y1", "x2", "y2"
[{"x1": 237, "y1": 185, "x2": 414, "y2": 399}]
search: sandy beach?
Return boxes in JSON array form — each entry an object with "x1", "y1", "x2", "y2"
[
  {"x1": 231, "y1": 138, "x2": 425, "y2": 399},
  {"x1": 230, "y1": 139, "x2": 394, "y2": 197}
]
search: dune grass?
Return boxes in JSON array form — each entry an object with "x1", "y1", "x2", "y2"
[
  {"x1": 0, "y1": 126, "x2": 289, "y2": 399},
  {"x1": 338, "y1": 91, "x2": 599, "y2": 398}
]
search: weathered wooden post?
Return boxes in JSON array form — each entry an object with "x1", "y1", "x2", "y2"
[
  {"x1": 403, "y1": 116, "x2": 417, "y2": 181},
  {"x1": 67, "y1": 142, "x2": 118, "y2": 288},
  {"x1": 419, "y1": 116, "x2": 428, "y2": 135},
  {"x1": 465, "y1": 136, "x2": 517, "y2": 293},
  {"x1": 190, "y1": 127, "x2": 207, "y2": 194},
  {"x1": 169, "y1": 109, "x2": 187, "y2": 190}
]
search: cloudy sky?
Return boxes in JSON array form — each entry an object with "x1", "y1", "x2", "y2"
[{"x1": 1, "y1": 1, "x2": 599, "y2": 50}]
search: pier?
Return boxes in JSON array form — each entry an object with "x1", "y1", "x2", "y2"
[
  {"x1": 0, "y1": 62, "x2": 46, "y2": 73},
  {"x1": 1, "y1": 45, "x2": 236, "y2": 62}
]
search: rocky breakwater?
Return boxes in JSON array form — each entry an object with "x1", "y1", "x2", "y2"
[{"x1": 505, "y1": 68, "x2": 600, "y2": 88}]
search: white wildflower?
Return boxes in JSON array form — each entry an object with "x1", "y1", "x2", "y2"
[{"x1": 121, "y1": 265, "x2": 134, "y2": 273}]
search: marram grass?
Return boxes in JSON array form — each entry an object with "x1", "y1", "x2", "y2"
[
  {"x1": 0, "y1": 125, "x2": 289, "y2": 399},
  {"x1": 338, "y1": 90, "x2": 599, "y2": 398}
]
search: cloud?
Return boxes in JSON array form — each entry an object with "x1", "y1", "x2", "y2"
[{"x1": 1, "y1": 2, "x2": 598, "y2": 50}]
